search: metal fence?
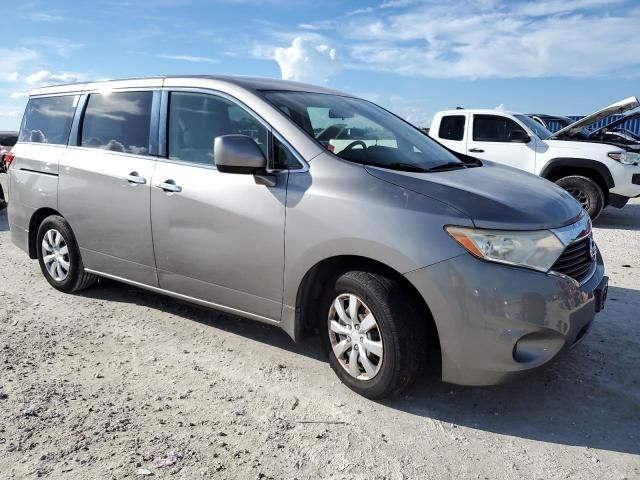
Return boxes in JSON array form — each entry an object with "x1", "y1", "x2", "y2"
[{"x1": 565, "y1": 114, "x2": 640, "y2": 135}]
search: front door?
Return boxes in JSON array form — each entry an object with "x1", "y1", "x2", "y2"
[
  {"x1": 59, "y1": 90, "x2": 158, "y2": 285},
  {"x1": 466, "y1": 114, "x2": 537, "y2": 173},
  {"x1": 150, "y1": 91, "x2": 287, "y2": 321}
]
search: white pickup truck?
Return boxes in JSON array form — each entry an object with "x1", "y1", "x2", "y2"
[{"x1": 429, "y1": 97, "x2": 640, "y2": 219}]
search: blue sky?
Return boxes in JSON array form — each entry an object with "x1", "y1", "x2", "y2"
[{"x1": 1, "y1": 0, "x2": 639, "y2": 130}]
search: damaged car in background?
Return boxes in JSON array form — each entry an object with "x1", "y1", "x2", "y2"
[
  {"x1": 430, "y1": 97, "x2": 640, "y2": 219},
  {"x1": 0, "y1": 131, "x2": 18, "y2": 207},
  {"x1": 529, "y1": 100, "x2": 640, "y2": 150}
]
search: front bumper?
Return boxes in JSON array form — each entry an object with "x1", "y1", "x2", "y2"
[
  {"x1": 608, "y1": 161, "x2": 640, "y2": 199},
  {"x1": 405, "y1": 251, "x2": 605, "y2": 386}
]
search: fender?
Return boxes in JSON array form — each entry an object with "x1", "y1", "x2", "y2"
[{"x1": 540, "y1": 158, "x2": 615, "y2": 189}]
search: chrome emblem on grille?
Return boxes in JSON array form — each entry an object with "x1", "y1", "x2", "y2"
[{"x1": 589, "y1": 238, "x2": 597, "y2": 261}]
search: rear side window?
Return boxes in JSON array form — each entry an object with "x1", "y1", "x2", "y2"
[
  {"x1": 19, "y1": 95, "x2": 77, "y2": 145},
  {"x1": 81, "y1": 91, "x2": 153, "y2": 155},
  {"x1": 473, "y1": 115, "x2": 522, "y2": 142},
  {"x1": 438, "y1": 115, "x2": 465, "y2": 140},
  {"x1": 168, "y1": 92, "x2": 268, "y2": 167}
]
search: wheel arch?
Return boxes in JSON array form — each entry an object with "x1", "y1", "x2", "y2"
[
  {"x1": 540, "y1": 158, "x2": 614, "y2": 203},
  {"x1": 28, "y1": 207, "x2": 62, "y2": 259},
  {"x1": 294, "y1": 254, "x2": 441, "y2": 353}
]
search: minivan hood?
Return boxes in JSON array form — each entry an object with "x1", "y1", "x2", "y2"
[
  {"x1": 365, "y1": 162, "x2": 583, "y2": 230},
  {"x1": 550, "y1": 96, "x2": 639, "y2": 139}
]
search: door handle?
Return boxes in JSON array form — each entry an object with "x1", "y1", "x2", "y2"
[
  {"x1": 157, "y1": 180, "x2": 182, "y2": 193},
  {"x1": 124, "y1": 172, "x2": 147, "y2": 185},
  {"x1": 469, "y1": 148, "x2": 485, "y2": 153}
]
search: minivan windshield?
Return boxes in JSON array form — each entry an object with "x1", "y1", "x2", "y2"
[{"x1": 262, "y1": 91, "x2": 464, "y2": 172}]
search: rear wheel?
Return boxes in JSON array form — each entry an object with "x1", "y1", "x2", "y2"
[
  {"x1": 36, "y1": 215, "x2": 97, "y2": 293},
  {"x1": 555, "y1": 175, "x2": 605, "y2": 220},
  {"x1": 321, "y1": 270, "x2": 427, "y2": 399}
]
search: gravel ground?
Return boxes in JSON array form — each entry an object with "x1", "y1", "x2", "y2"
[{"x1": 0, "y1": 201, "x2": 639, "y2": 480}]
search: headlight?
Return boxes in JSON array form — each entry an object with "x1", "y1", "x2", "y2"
[
  {"x1": 445, "y1": 226, "x2": 565, "y2": 272},
  {"x1": 608, "y1": 151, "x2": 640, "y2": 165}
]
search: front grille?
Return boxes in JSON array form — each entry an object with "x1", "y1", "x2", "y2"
[{"x1": 551, "y1": 236, "x2": 595, "y2": 283}]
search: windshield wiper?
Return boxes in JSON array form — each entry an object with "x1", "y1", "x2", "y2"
[
  {"x1": 386, "y1": 162, "x2": 429, "y2": 172},
  {"x1": 424, "y1": 161, "x2": 467, "y2": 172}
]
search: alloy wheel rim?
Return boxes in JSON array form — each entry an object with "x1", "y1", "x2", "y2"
[
  {"x1": 567, "y1": 187, "x2": 590, "y2": 210},
  {"x1": 328, "y1": 293, "x2": 384, "y2": 380},
  {"x1": 41, "y1": 229, "x2": 70, "y2": 282}
]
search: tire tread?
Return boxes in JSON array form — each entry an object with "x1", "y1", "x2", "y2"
[
  {"x1": 326, "y1": 270, "x2": 428, "y2": 399},
  {"x1": 37, "y1": 215, "x2": 97, "y2": 293}
]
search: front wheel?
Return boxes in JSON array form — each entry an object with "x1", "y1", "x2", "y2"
[
  {"x1": 36, "y1": 215, "x2": 97, "y2": 293},
  {"x1": 321, "y1": 271, "x2": 427, "y2": 399},
  {"x1": 555, "y1": 175, "x2": 605, "y2": 220}
]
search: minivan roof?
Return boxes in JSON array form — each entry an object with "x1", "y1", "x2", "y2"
[{"x1": 28, "y1": 75, "x2": 350, "y2": 97}]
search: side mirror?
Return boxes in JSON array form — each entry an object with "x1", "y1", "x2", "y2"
[
  {"x1": 214, "y1": 135, "x2": 267, "y2": 174},
  {"x1": 509, "y1": 130, "x2": 531, "y2": 143}
]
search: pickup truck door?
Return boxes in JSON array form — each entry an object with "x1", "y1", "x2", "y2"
[
  {"x1": 466, "y1": 114, "x2": 537, "y2": 173},
  {"x1": 432, "y1": 113, "x2": 468, "y2": 154}
]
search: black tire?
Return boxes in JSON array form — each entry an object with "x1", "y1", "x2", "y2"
[
  {"x1": 36, "y1": 215, "x2": 97, "y2": 293},
  {"x1": 320, "y1": 270, "x2": 427, "y2": 400},
  {"x1": 555, "y1": 175, "x2": 605, "y2": 220}
]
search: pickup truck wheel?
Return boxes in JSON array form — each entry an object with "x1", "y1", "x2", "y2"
[
  {"x1": 555, "y1": 175, "x2": 604, "y2": 220},
  {"x1": 321, "y1": 271, "x2": 426, "y2": 400}
]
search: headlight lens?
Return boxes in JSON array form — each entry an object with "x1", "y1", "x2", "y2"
[
  {"x1": 446, "y1": 226, "x2": 565, "y2": 272},
  {"x1": 608, "y1": 151, "x2": 640, "y2": 165}
]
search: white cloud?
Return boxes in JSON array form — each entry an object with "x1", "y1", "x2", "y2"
[
  {"x1": 345, "y1": 0, "x2": 640, "y2": 78},
  {"x1": 386, "y1": 95, "x2": 433, "y2": 127},
  {"x1": 19, "y1": 5, "x2": 86, "y2": 24},
  {"x1": 21, "y1": 37, "x2": 84, "y2": 58},
  {"x1": 6, "y1": 70, "x2": 83, "y2": 96},
  {"x1": 23, "y1": 70, "x2": 81, "y2": 85},
  {"x1": 273, "y1": 36, "x2": 342, "y2": 83},
  {"x1": 356, "y1": 92, "x2": 433, "y2": 127},
  {"x1": 158, "y1": 54, "x2": 219, "y2": 64},
  {"x1": 348, "y1": 0, "x2": 416, "y2": 16},
  {"x1": 0, "y1": 109, "x2": 22, "y2": 117},
  {"x1": 0, "y1": 48, "x2": 40, "y2": 79},
  {"x1": 297, "y1": 21, "x2": 335, "y2": 31},
  {"x1": 514, "y1": 0, "x2": 623, "y2": 16}
]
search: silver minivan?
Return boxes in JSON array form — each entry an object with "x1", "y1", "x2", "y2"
[{"x1": 7, "y1": 76, "x2": 607, "y2": 399}]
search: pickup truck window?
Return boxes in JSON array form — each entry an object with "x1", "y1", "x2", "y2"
[
  {"x1": 514, "y1": 114, "x2": 552, "y2": 140},
  {"x1": 439, "y1": 115, "x2": 465, "y2": 140},
  {"x1": 473, "y1": 115, "x2": 523, "y2": 142}
]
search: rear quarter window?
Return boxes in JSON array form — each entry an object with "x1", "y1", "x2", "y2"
[
  {"x1": 438, "y1": 115, "x2": 465, "y2": 141},
  {"x1": 19, "y1": 95, "x2": 78, "y2": 145}
]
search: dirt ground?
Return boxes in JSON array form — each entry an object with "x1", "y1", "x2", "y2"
[{"x1": 0, "y1": 200, "x2": 639, "y2": 480}]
